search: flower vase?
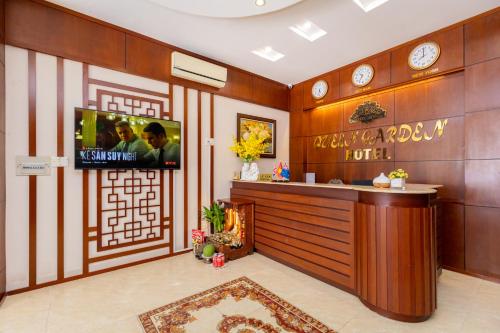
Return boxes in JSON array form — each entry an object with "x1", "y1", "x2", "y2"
[
  {"x1": 241, "y1": 162, "x2": 259, "y2": 181},
  {"x1": 390, "y1": 178, "x2": 406, "y2": 189}
]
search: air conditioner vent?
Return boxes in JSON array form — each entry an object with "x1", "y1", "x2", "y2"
[{"x1": 171, "y1": 51, "x2": 227, "y2": 88}]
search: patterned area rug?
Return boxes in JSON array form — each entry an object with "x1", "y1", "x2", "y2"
[{"x1": 138, "y1": 276, "x2": 336, "y2": 333}]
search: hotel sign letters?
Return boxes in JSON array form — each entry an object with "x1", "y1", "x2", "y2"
[{"x1": 313, "y1": 119, "x2": 448, "y2": 161}]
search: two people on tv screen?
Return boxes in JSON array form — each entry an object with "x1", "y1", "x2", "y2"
[{"x1": 110, "y1": 120, "x2": 180, "y2": 167}]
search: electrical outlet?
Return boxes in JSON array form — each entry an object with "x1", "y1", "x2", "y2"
[
  {"x1": 51, "y1": 156, "x2": 69, "y2": 167},
  {"x1": 204, "y1": 138, "x2": 216, "y2": 146}
]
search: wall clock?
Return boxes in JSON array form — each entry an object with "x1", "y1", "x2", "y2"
[
  {"x1": 311, "y1": 80, "x2": 328, "y2": 99},
  {"x1": 408, "y1": 41, "x2": 441, "y2": 70},
  {"x1": 352, "y1": 64, "x2": 374, "y2": 87}
]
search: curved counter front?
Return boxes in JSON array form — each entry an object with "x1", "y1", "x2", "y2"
[{"x1": 231, "y1": 180, "x2": 439, "y2": 322}]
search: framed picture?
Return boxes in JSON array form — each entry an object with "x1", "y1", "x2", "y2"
[{"x1": 236, "y1": 113, "x2": 276, "y2": 158}]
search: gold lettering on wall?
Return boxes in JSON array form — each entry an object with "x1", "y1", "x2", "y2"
[{"x1": 313, "y1": 119, "x2": 448, "y2": 161}]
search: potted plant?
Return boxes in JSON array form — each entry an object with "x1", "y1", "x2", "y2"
[
  {"x1": 202, "y1": 202, "x2": 225, "y2": 233},
  {"x1": 229, "y1": 132, "x2": 269, "y2": 181},
  {"x1": 389, "y1": 168, "x2": 409, "y2": 188}
]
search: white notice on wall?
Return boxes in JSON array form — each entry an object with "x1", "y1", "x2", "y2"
[{"x1": 16, "y1": 156, "x2": 51, "y2": 176}]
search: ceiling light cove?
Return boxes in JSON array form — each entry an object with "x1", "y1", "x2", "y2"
[
  {"x1": 252, "y1": 46, "x2": 285, "y2": 62},
  {"x1": 289, "y1": 20, "x2": 327, "y2": 42},
  {"x1": 353, "y1": 0, "x2": 390, "y2": 12},
  {"x1": 255, "y1": 0, "x2": 266, "y2": 6}
]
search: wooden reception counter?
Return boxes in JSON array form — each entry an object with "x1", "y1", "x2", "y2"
[{"x1": 231, "y1": 180, "x2": 440, "y2": 322}]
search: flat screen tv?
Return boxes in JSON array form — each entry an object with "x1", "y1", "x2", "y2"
[{"x1": 75, "y1": 108, "x2": 181, "y2": 169}]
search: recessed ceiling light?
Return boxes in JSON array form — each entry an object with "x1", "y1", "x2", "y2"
[
  {"x1": 252, "y1": 46, "x2": 285, "y2": 62},
  {"x1": 352, "y1": 0, "x2": 390, "y2": 12},
  {"x1": 289, "y1": 20, "x2": 327, "y2": 42},
  {"x1": 255, "y1": 0, "x2": 266, "y2": 7}
]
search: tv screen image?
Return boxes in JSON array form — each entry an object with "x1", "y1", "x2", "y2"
[{"x1": 75, "y1": 108, "x2": 181, "y2": 169}]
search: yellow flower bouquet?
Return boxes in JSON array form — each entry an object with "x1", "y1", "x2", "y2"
[
  {"x1": 230, "y1": 132, "x2": 269, "y2": 163},
  {"x1": 388, "y1": 168, "x2": 409, "y2": 179}
]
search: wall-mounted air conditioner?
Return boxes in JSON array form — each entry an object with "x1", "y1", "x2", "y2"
[{"x1": 171, "y1": 51, "x2": 227, "y2": 88}]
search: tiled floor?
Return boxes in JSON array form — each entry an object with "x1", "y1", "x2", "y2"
[{"x1": 1, "y1": 253, "x2": 499, "y2": 333}]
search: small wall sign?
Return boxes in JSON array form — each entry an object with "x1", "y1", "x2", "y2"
[{"x1": 16, "y1": 156, "x2": 51, "y2": 176}]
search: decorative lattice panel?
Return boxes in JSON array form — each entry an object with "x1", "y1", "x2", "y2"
[
  {"x1": 98, "y1": 169, "x2": 164, "y2": 250},
  {"x1": 96, "y1": 88, "x2": 169, "y2": 251},
  {"x1": 97, "y1": 89, "x2": 165, "y2": 117}
]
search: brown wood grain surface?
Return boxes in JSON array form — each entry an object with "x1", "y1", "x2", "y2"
[
  {"x1": 465, "y1": 206, "x2": 500, "y2": 278},
  {"x1": 465, "y1": 58, "x2": 500, "y2": 113},
  {"x1": 231, "y1": 185, "x2": 355, "y2": 291},
  {"x1": 357, "y1": 202, "x2": 436, "y2": 321},
  {"x1": 303, "y1": 71, "x2": 340, "y2": 110},
  {"x1": 391, "y1": 26, "x2": 464, "y2": 85},
  {"x1": 465, "y1": 10, "x2": 500, "y2": 66},
  {"x1": 339, "y1": 52, "x2": 391, "y2": 99},
  {"x1": 5, "y1": 0, "x2": 289, "y2": 111}
]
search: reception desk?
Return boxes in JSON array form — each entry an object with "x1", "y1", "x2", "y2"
[{"x1": 231, "y1": 180, "x2": 440, "y2": 322}]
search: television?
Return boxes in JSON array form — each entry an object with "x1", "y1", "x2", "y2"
[{"x1": 74, "y1": 108, "x2": 181, "y2": 169}]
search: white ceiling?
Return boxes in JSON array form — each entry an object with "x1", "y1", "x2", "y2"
[
  {"x1": 48, "y1": 0, "x2": 499, "y2": 85},
  {"x1": 147, "y1": 0, "x2": 303, "y2": 18}
]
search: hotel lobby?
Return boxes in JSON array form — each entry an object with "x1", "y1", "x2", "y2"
[{"x1": 0, "y1": 0, "x2": 499, "y2": 332}]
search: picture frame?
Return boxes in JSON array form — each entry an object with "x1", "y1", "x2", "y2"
[{"x1": 236, "y1": 113, "x2": 276, "y2": 158}]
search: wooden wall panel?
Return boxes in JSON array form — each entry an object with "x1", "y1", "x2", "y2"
[
  {"x1": 343, "y1": 161, "x2": 394, "y2": 184},
  {"x1": 394, "y1": 117, "x2": 464, "y2": 161},
  {"x1": 288, "y1": 8, "x2": 500, "y2": 281},
  {"x1": 395, "y1": 72, "x2": 464, "y2": 124},
  {"x1": 441, "y1": 203, "x2": 465, "y2": 270},
  {"x1": 289, "y1": 137, "x2": 303, "y2": 163},
  {"x1": 251, "y1": 76, "x2": 288, "y2": 111},
  {"x1": 125, "y1": 34, "x2": 170, "y2": 82},
  {"x1": 303, "y1": 103, "x2": 343, "y2": 136},
  {"x1": 339, "y1": 53, "x2": 391, "y2": 98},
  {"x1": 218, "y1": 68, "x2": 253, "y2": 102},
  {"x1": 290, "y1": 84, "x2": 304, "y2": 138},
  {"x1": 343, "y1": 125, "x2": 395, "y2": 164},
  {"x1": 396, "y1": 161, "x2": 464, "y2": 203},
  {"x1": 5, "y1": 0, "x2": 289, "y2": 111},
  {"x1": 303, "y1": 71, "x2": 339, "y2": 110},
  {"x1": 465, "y1": 58, "x2": 500, "y2": 113},
  {"x1": 465, "y1": 206, "x2": 500, "y2": 277},
  {"x1": 289, "y1": 163, "x2": 303, "y2": 182},
  {"x1": 306, "y1": 136, "x2": 343, "y2": 164},
  {"x1": 343, "y1": 91, "x2": 394, "y2": 131},
  {"x1": 465, "y1": 109, "x2": 500, "y2": 159},
  {"x1": 391, "y1": 26, "x2": 464, "y2": 85},
  {"x1": 465, "y1": 10, "x2": 500, "y2": 66},
  {"x1": 465, "y1": 160, "x2": 500, "y2": 208},
  {"x1": 306, "y1": 163, "x2": 344, "y2": 183},
  {"x1": 6, "y1": 0, "x2": 126, "y2": 70}
]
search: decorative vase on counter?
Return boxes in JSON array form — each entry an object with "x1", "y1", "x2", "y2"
[
  {"x1": 241, "y1": 162, "x2": 259, "y2": 181},
  {"x1": 390, "y1": 177, "x2": 406, "y2": 189},
  {"x1": 373, "y1": 173, "x2": 391, "y2": 188}
]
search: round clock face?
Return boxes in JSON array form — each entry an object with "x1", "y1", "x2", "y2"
[
  {"x1": 408, "y1": 42, "x2": 441, "y2": 70},
  {"x1": 352, "y1": 64, "x2": 374, "y2": 87},
  {"x1": 312, "y1": 80, "x2": 328, "y2": 99}
]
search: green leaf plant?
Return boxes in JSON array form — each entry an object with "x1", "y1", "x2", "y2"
[{"x1": 202, "y1": 202, "x2": 225, "y2": 233}]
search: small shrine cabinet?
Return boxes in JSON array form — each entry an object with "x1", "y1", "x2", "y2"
[{"x1": 214, "y1": 198, "x2": 254, "y2": 260}]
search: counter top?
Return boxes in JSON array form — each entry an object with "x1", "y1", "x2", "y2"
[{"x1": 232, "y1": 180, "x2": 441, "y2": 194}]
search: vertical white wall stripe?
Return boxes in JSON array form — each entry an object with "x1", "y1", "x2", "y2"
[
  {"x1": 172, "y1": 85, "x2": 184, "y2": 252},
  {"x1": 200, "y1": 92, "x2": 211, "y2": 234},
  {"x1": 35, "y1": 53, "x2": 58, "y2": 284},
  {"x1": 63, "y1": 59, "x2": 83, "y2": 277},
  {"x1": 5, "y1": 46, "x2": 30, "y2": 291},
  {"x1": 187, "y1": 89, "x2": 198, "y2": 248}
]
